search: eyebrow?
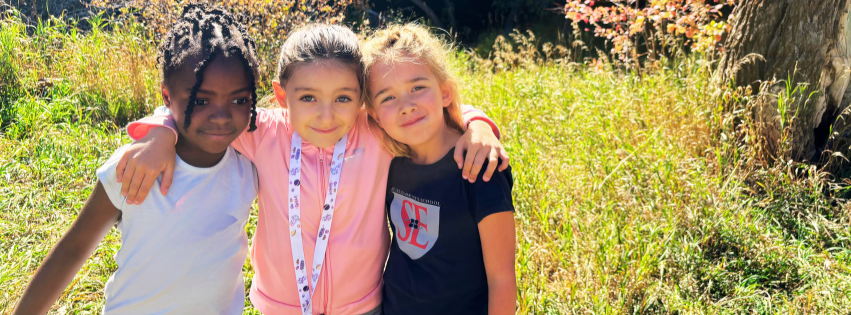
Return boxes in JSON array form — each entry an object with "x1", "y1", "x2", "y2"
[
  {"x1": 190, "y1": 86, "x2": 253, "y2": 95},
  {"x1": 373, "y1": 76, "x2": 428, "y2": 98},
  {"x1": 293, "y1": 86, "x2": 360, "y2": 93}
]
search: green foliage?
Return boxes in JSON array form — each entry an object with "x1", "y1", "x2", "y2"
[
  {"x1": 2, "y1": 8, "x2": 851, "y2": 315},
  {"x1": 91, "y1": 0, "x2": 353, "y2": 93},
  {"x1": 564, "y1": 0, "x2": 736, "y2": 65},
  {"x1": 0, "y1": 10, "x2": 159, "y2": 137}
]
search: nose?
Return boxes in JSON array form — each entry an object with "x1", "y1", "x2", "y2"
[
  {"x1": 208, "y1": 103, "x2": 233, "y2": 125},
  {"x1": 400, "y1": 97, "x2": 418, "y2": 116},
  {"x1": 316, "y1": 101, "x2": 334, "y2": 123}
]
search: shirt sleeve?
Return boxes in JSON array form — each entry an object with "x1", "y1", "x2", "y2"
[
  {"x1": 95, "y1": 145, "x2": 132, "y2": 210},
  {"x1": 460, "y1": 104, "x2": 501, "y2": 139},
  {"x1": 470, "y1": 163, "x2": 514, "y2": 223},
  {"x1": 125, "y1": 106, "x2": 274, "y2": 162}
]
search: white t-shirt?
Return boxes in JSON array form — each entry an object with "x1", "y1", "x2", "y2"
[{"x1": 96, "y1": 145, "x2": 257, "y2": 315}]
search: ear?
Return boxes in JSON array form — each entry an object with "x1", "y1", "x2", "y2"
[
  {"x1": 440, "y1": 81, "x2": 453, "y2": 108},
  {"x1": 273, "y1": 80, "x2": 287, "y2": 109},
  {"x1": 161, "y1": 84, "x2": 172, "y2": 109}
]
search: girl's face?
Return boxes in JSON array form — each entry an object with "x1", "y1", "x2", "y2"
[
  {"x1": 274, "y1": 62, "x2": 361, "y2": 148},
  {"x1": 163, "y1": 55, "x2": 253, "y2": 156},
  {"x1": 368, "y1": 60, "x2": 453, "y2": 148}
]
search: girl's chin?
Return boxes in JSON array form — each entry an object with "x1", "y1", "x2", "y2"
[{"x1": 299, "y1": 129, "x2": 349, "y2": 147}]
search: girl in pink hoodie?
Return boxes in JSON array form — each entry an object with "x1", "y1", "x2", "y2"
[{"x1": 117, "y1": 24, "x2": 507, "y2": 315}]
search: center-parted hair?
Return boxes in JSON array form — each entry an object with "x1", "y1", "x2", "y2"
[
  {"x1": 275, "y1": 24, "x2": 364, "y2": 90},
  {"x1": 158, "y1": 4, "x2": 260, "y2": 131}
]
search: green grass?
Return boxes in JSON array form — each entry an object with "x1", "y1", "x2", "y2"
[{"x1": 2, "y1": 11, "x2": 851, "y2": 315}]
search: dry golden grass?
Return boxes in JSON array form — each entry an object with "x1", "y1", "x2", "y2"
[{"x1": 2, "y1": 11, "x2": 851, "y2": 315}]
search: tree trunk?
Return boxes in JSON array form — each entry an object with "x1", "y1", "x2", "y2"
[{"x1": 716, "y1": 0, "x2": 851, "y2": 163}]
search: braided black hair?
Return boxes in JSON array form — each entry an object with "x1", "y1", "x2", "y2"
[{"x1": 158, "y1": 4, "x2": 259, "y2": 132}]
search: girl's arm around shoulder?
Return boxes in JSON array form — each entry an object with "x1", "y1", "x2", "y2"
[
  {"x1": 479, "y1": 211, "x2": 517, "y2": 315},
  {"x1": 12, "y1": 182, "x2": 121, "y2": 315},
  {"x1": 118, "y1": 107, "x2": 278, "y2": 204},
  {"x1": 456, "y1": 105, "x2": 510, "y2": 184}
]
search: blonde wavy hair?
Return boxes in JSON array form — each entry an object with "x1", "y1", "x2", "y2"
[{"x1": 361, "y1": 23, "x2": 464, "y2": 157}]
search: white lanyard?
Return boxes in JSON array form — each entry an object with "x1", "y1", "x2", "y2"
[{"x1": 288, "y1": 132, "x2": 347, "y2": 315}]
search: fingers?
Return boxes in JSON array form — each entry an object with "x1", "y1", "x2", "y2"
[
  {"x1": 454, "y1": 137, "x2": 468, "y2": 169},
  {"x1": 498, "y1": 146, "x2": 510, "y2": 171},
  {"x1": 125, "y1": 169, "x2": 146, "y2": 205},
  {"x1": 161, "y1": 161, "x2": 175, "y2": 196},
  {"x1": 462, "y1": 145, "x2": 477, "y2": 182},
  {"x1": 482, "y1": 147, "x2": 499, "y2": 182},
  {"x1": 135, "y1": 172, "x2": 158, "y2": 205},
  {"x1": 116, "y1": 151, "x2": 130, "y2": 183},
  {"x1": 120, "y1": 159, "x2": 136, "y2": 198},
  {"x1": 467, "y1": 147, "x2": 489, "y2": 183}
]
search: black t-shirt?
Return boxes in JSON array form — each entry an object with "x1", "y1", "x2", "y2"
[{"x1": 382, "y1": 148, "x2": 514, "y2": 315}]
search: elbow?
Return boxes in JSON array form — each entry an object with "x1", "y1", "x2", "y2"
[{"x1": 488, "y1": 275, "x2": 517, "y2": 295}]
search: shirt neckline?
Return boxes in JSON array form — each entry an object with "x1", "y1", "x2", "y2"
[
  {"x1": 400, "y1": 147, "x2": 457, "y2": 171},
  {"x1": 175, "y1": 146, "x2": 233, "y2": 174}
]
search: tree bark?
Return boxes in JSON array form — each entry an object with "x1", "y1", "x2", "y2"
[{"x1": 716, "y1": 0, "x2": 851, "y2": 162}]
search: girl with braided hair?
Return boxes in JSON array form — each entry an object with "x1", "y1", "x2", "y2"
[
  {"x1": 116, "y1": 22, "x2": 509, "y2": 315},
  {"x1": 13, "y1": 4, "x2": 260, "y2": 314}
]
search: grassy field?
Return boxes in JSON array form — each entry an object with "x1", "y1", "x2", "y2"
[{"x1": 2, "y1": 11, "x2": 851, "y2": 315}]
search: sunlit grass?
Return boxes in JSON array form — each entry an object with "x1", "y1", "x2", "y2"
[
  {"x1": 459, "y1": 58, "x2": 851, "y2": 313},
  {"x1": 2, "y1": 11, "x2": 851, "y2": 315}
]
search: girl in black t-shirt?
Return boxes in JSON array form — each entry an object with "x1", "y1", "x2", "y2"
[{"x1": 361, "y1": 24, "x2": 517, "y2": 315}]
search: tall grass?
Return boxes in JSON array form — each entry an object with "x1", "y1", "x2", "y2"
[
  {"x1": 2, "y1": 11, "x2": 851, "y2": 315},
  {"x1": 0, "y1": 10, "x2": 159, "y2": 138},
  {"x1": 457, "y1": 38, "x2": 851, "y2": 312}
]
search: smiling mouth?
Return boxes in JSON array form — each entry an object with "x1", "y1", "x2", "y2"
[
  {"x1": 199, "y1": 130, "x2": 235, "y2": 138},
  {"x1": 400, "y1": 116, "x2": 425, "y2": 127},
  {"x1": 311, "y1": 126, "x2": 339, "y2": 134}
]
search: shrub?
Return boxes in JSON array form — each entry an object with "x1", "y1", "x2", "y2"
[
  {"x1": 564, "y1": 0, "x2": 736, "y2": 65},
  {"x1": 90, "y1": 0, "x2": 354, "y2": 92},
  {"x1": 469, "y1": 30, "x2": 576, "y2": 73}
]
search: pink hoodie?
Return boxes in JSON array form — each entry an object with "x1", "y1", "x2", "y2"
[{"x1": 127, "y1": 107, "x2": 498, "y2": 315}]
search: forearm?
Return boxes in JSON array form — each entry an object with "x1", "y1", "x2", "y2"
[
  {"x1": 468, "y1": 120, "x2": 495, "y2": 137},
  {"x1": 13, "y1": 235, "x2": 100, "y2": 314},
  {"x1": 14, "y1": 183, "x2": 119, "y2": 314},
  {"x1": 461, "y1": 105, "x2": 500, "y2": 139},
  {"x1": 487, "y1": 279, "x2": 517, "y2": 315},
  {"x1": 479, "y1": 212, "x2": 517, "y2": 315}
]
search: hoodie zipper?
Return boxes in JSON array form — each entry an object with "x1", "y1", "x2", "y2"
[{"x1": 318, "y1": 149, "x2": 327, "y2": 314}]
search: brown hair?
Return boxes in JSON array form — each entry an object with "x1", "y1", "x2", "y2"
[
  {"x1": 361, "y1": 23, "x2": 465, "y2": 157},
  {"x1": 276, "y1": 24, "x2": 364, "y2": 90}
]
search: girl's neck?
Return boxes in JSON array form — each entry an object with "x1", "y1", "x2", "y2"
[
  {"x1": 175, "y1": 135, "x2": 227, "y2": 168},
  {"x1": 409, "y1": 125, "x2": 461, "y2": 165}
]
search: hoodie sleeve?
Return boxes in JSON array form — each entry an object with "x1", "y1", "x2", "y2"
[
  {"x1": 125, "y1": 106, "x2": 275, "y2": 161},
  {"x1": 460, "y1": 104, "x2": 501, "y2": 139}
]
